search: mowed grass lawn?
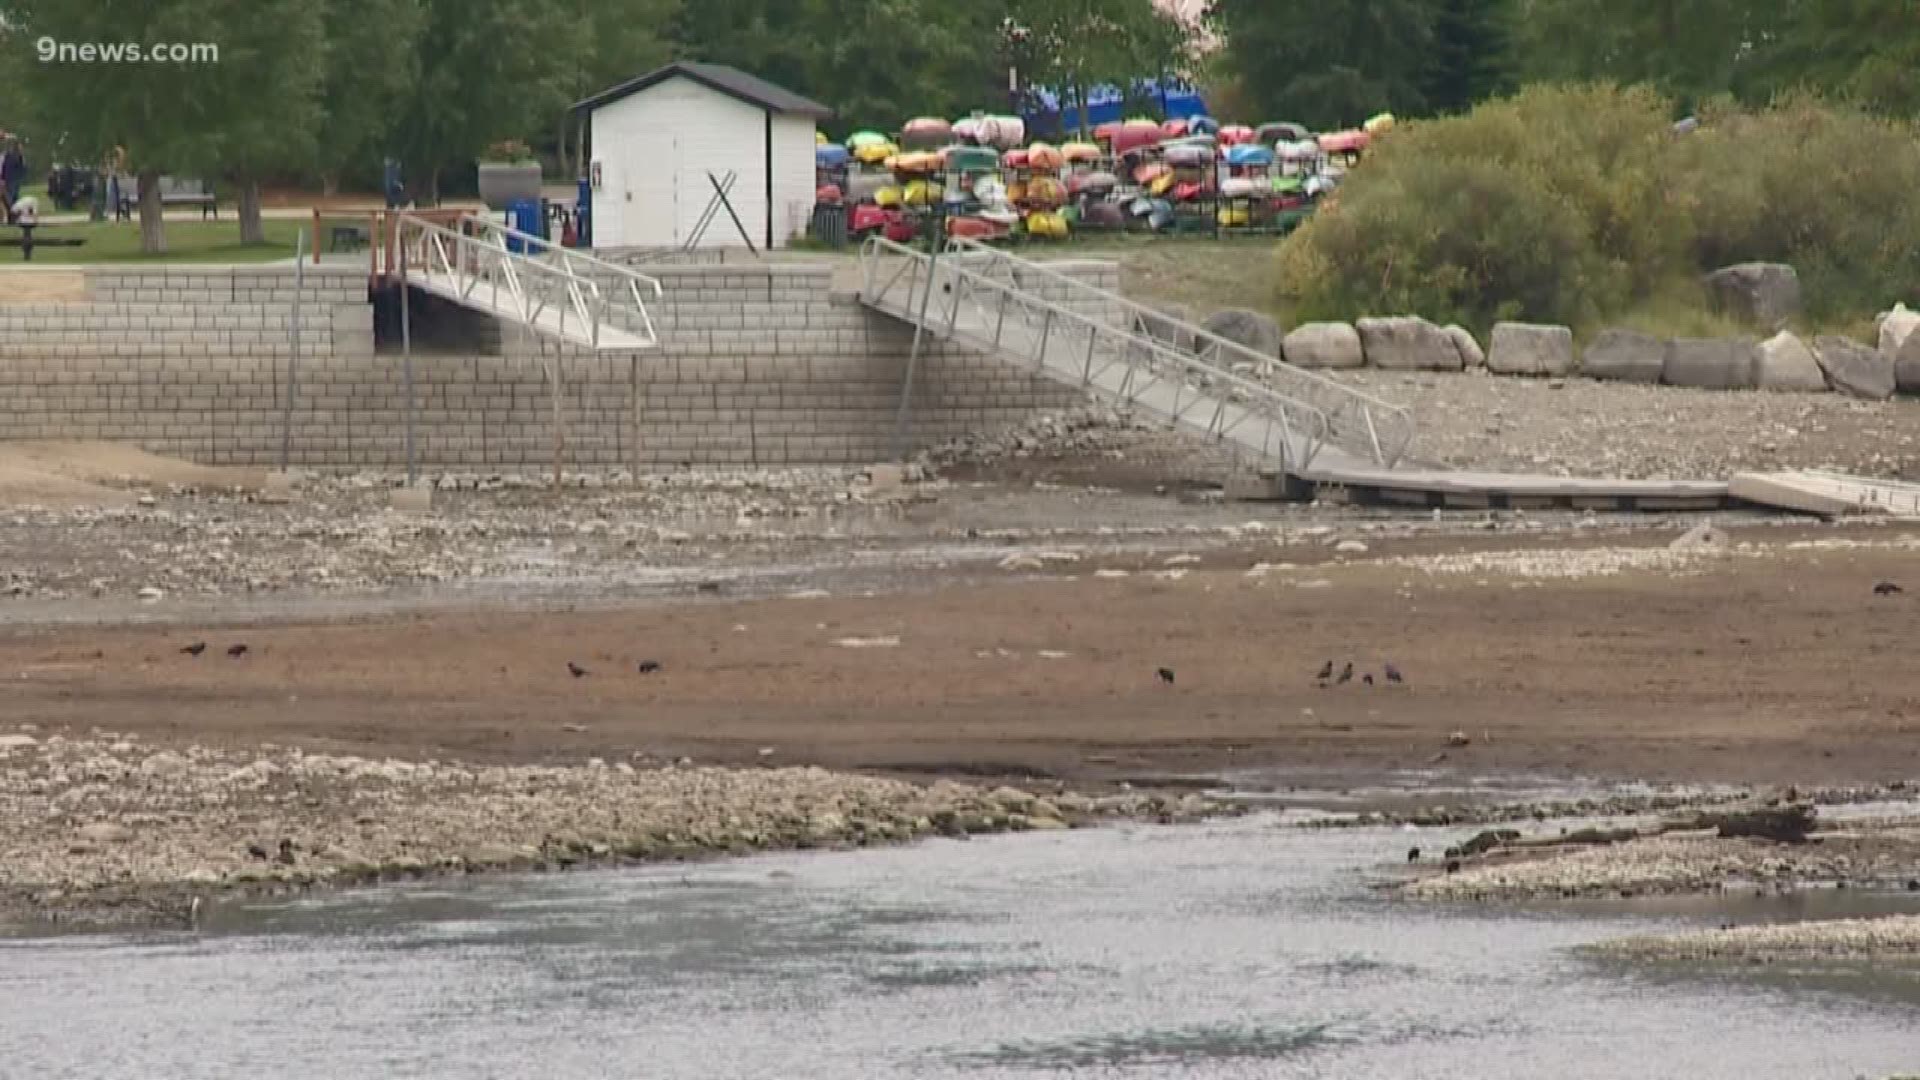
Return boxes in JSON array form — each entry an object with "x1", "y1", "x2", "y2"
[{"x1": 2, "y1": 217, "x2": 307, "y2": 264}]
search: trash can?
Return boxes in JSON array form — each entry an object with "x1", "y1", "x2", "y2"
[
  {"x1": 810, "y1": 202, "x2": 848, "y2": 249},
  {"x1": 506, "y1": 197, "x2": 543, "y2": 253},
  {"x1": 575, "y1": 177, "x2": 592, "y2": 247}
]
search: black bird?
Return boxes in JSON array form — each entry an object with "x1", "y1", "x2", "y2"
[
  {"x1": 1406, "y1": 846, "x2": 1421, "y2": 863},
  {"x1": 1156, "y1": 667, "x2": 1175, "y2": 685},
  {"x1": 1335, "y1": 662, "x2": 1353, "y2": 685},
  {"x1": 637, "y1": 660, "x2": 662, "y2": 674},
  {"x1": 1315, "y1": 660, "x2": 1333, "y2": 682},
  {"x1": 568, "y1": 662, "x2": 588, "y2": 678},
  {"x1": 180, "y1": 642, "x2": 207, "y2": 657},
  {"x1": 226, "y1": 644, "x2": 248, "y2": 658},
  {"x1": 276, "y1": 838, "x2": 297, "y2": 866},
  {"x1": 246, "y1": 842, "x2": 270, "y2": 861},
  {"x1": 1362, "y1": 673, "x2": 1375, "y2": 687},
  {"x1": 1444, "y1": 858, "x2": 1462, "y2": 874},
  {"x1": 1384, "y1": 662, "x2": 1404, "y2": 685},
  {"x1": 1874, "y1": 581, "x2": 1904, "y2": 596}
]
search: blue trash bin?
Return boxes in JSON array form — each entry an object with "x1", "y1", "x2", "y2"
[
  {"x1": 575, "y1": 177, "x2": 592, "y2": 247},
  {"x1": 506, "y1": 198, "x2": 542, "y2": 253}
]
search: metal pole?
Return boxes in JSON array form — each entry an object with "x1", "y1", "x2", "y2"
[
  {"x1": 400, "y1": 222, "x2": 417, "y2": 485},
  {"x1": 280, "y1": 227, "x2": 306, "y2": 471},
  {"x1": 891, "y1": 209, "x2": 943, "y2": 461}
]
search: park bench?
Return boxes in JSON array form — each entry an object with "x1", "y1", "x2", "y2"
[{"x1": 115, "y1": 177, "x2": 218, "y2": 220}]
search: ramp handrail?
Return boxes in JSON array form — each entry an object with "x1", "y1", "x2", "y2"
[
  {"x1": 392, "y1": 213, "x2": 664, "y2": 350},
  {"x1": 932, "y1": 237, "x2": 1414, "y2": 469},
  {"x1": 859, "y1": 235, "x2": 1334, "y2": 472}
]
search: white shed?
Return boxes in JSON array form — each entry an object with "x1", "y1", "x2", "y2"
[{"x1": 575, "y1": 61, "x2": 832, "y2": 252}]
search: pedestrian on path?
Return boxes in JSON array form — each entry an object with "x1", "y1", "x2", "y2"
[{"x1": 12, "y1": 192, "x2": 39, "y2": 260}]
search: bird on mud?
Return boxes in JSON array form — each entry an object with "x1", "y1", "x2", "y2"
[
  {"x1": 1384, "y1": 662, "x2": 1404, "y2": 685},
  {"x1": 1406, "y1": 846, "x2": 1421, "y2": 863},
  {"x1": 1873, "y1": 581, "x2": 1904, "y2": 596},
  {"x1": 1156, "y1": 667, "x2": 1176, "y2": 685},
  {"x1": 1362, "y1": 673, "x2": 1375, "y2": 687},
  {"x1": 568, "y1": 661, "x2": 588, "y2": 678},
  {"x1": 1335, "y1": 661, "x2": 1353, "y2": 686},
  {"x1": 226, "y1": 644, "x2": 249, "y2": 658},
  {"x1": 1315, "y1": 660, "x2": 1334, "y2": 683},
  {"x1": 276, "y1": 838, "x2": 297, "y2": 866},
  {"x1": 1444, "y1": 858, "x2": 1462, "y2": 874},
  {"x1": 637, "y1": 660, "x2": 662, "y2": 674},
  {"x1": 180, "y1": 642, "x2": 207, "y2": 657}
]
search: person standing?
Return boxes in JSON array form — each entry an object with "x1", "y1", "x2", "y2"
[
  {"x1": 2, "y1": 139, "x2": 25, "y2": 217},
  {"x1": 11, "y1": 191, "x2": 39, "y2": 260}
]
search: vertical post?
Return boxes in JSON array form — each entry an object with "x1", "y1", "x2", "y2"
[
  {"x1": 281, "y1": 227, "x2": 306, "y2": 471},
  {"x1": 400, "y1": 223, "x2": 417, "y2": 485},
  {"x1": 546, "y1": 339, "x2": 566, "y2": 489},
  {"x1": 891, "y1": 208, "x2": 943, "y2": 461}
]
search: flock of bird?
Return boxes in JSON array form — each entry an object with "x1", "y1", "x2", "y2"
[{"x1": 1314, "y1": 659, "x2": 1403, "y2": 689}]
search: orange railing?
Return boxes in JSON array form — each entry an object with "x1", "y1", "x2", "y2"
[{"x1": 311, "y1": 206, "x2": 474, "y2": 284}]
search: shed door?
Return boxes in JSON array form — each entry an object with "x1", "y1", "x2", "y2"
[{"x1": 625, "y1": 134, "x2": 679, "y2": 248}]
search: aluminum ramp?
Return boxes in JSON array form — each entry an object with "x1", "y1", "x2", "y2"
[
  {"x1": 857, "y1": 236, "x2": 1414, "y2": 477},
  {"x1": 393, "y1": 214, "x2": 663, "y2": 351}
]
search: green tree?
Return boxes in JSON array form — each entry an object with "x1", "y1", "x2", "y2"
[
  {"x1": 1512, "y1": 0, "x2": 1784, "y2": 111},
  {"x1": 6, "y1": 0, "x2": 324, "y2": 253},
  {"x1": 1207, "y1": 0, "x2": 1439, "y2": 128},
  {"x1": 1012, "y1": 0, "x2": 1189, "y2": 134},
  {"x1": 314, "y1": 0, "x2": 426, "y2": 195},
  {"x1": 558, "y1": 0, "x2": 679, "y2": 180},
  {"x1": 208, "y1": 0, "x2": 327, "y2": 243},
  {"x1": 395, "y1": 0, "x2": 573, "y2": 203},
  {"x1": 1422, "y1": 0, "x2": 1516, "y2": 115},
  {"x1": 1753, "y1": 0, "x2": 1920, "y2": 117}
]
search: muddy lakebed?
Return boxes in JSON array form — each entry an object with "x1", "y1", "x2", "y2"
[{"x1": 3, "y1": 772, "x2": 1918, "y2": 1080}]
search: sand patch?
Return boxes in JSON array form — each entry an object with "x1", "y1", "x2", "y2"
[{"x1": 0, "y1": 442, "x2": 266, "y2": 508}]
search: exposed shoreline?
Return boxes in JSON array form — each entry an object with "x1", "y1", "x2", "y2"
[{"x1": 0, "y1": 731, "x2": 1232, "y2": 934}]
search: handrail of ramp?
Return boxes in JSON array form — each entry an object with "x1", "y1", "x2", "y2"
[
  {"x1": 392, "y1": 213, "x2": 665, "y2": 351},
  {"x1": 858, "y1": 234, "x2": 1336, "y2": 473},
  {"x1": 931, "y1": 236, "x2": 1415, "y2": 470}
]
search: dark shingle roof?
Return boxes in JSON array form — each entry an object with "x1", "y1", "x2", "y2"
[{"x1": 573, "y1": 61, "x2": 832, "y2": 119}]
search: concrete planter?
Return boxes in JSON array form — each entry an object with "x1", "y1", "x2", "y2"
[{"x1": 476, "y1": 162, "x2": 542, "y2": 210}]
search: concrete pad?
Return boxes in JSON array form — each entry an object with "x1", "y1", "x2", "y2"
[
  {"x1": 260, "y1": 472, "x2": 300, "y2": 504},
  {"x1": 1730, "y1": 471, "x2": 1920, "y2": 516}
]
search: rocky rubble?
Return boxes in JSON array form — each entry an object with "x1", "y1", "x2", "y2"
[{"x1": 0, "y1": 730, "x2": 1228, "y2": 928}]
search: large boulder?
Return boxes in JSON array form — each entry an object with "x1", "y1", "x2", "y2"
[
  {"x1": 1356, "y1": 316, "x2": 1462, "y2": 370},
  {"x1": 1281, "y1": 321, "x2": 1364, "y2": 369},
  {"x1": 1663, "y1": 338, "x2": 1758, "y2": 390},
  {"x1": 1486, "y1": 322, "x2": 1576, "y2": 376},
  {"x1": 1201, "y1": 308, "x2": 1282, "y2": 360},
  {"x1": 1443, "y1": 324, "x2": 1485, "y2": 369},
  {"x1": 1703, "y1": 262, "x2": 1802, "y2": 330},
  {"x1": 1877, "y1": 302, "x2": 1920, "y2": 356},
  {"x1": 1581, "y1": 328, "x2": 1666, "y2": 384},
  {"x1": 1896, "y1": 333, "x2": 1920, "y2": 394},
  {"x1": 1812, "y1": 335, "x2": 1895, "y2": 400},
  {"x1": 1754, "y1": 330, "x2": 1827, "y2": 393}
]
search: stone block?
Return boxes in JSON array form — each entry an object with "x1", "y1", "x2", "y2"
[
  {"x1": 1754, "y1": 331, "x2": 1827, "y2": 393},
  {"x1": 1486, "y1": 322, "x2": 1576, "y2": 376},
  {"x1": 1356, "y1": 316, "x2": 1460, "y2": 370},
  {"x1": 1663, "y1": 338, "x2": 1757, "y2": 390},
  {"x1": 1281, "y1": 322, "x2": 1364, "y2": 369}
]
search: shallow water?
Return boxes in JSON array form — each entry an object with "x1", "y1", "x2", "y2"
[{"x1": 2, "y1": 816, "x2": 1916, "y2": 1079}]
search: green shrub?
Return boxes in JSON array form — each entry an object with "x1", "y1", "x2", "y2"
[
  {"x1": 1278, "y1": 83, "x2": 1690, "y2": 332},
  {"x1": 1672, "y1": 93, "x2": 1920, "y2": 319},
  {"x1": 1277, "y1": 83, "x2": 1920, "y2": 332}
]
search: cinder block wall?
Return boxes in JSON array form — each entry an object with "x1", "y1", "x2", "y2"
[{"x1": 0, "y1": 260, "x2": 1109, "y2": 469}]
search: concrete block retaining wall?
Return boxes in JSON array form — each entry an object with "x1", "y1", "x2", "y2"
[{"x1": 0, "y1": 261, "x2": 1101, "y2": 469}]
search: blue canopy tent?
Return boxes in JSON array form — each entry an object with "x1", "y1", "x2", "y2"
[{"x1": 1022, "y1": 78, "x2": 1207, "y2": 137}]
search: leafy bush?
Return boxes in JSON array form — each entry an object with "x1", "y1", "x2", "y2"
[
  {"x1": 1672, "y1": 94, "x2": 1920, "y2": 319},
  {"x1": 1278, "y1": 83, "x2": 1920, "y2": 332},
  {"x1": 1279, "y1": 83, "x2": 1688, "y2": 331}
]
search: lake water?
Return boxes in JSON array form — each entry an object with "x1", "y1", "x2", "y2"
[{"x1": 2, "y1": 814, "x2": 1916, "y2": 1078}]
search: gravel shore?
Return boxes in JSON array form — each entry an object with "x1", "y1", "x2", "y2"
[
  {"x1": 1400, "y1": 813, "x2": 1920, "y2": 902},
  {"x1": 1591, "y1": 914, "x2": 1920, "y2": 963},
  {"x1": 0, "y1": 729, "x2": 1224, "y2": 931}
]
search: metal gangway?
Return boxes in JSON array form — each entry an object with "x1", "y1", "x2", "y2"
[
  {"x1": 856, "y1": 235, "x2": 1414, "y2": 477},
  {"x1": 391, "y1": 213, "x2": 663, "y2": 351}
]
